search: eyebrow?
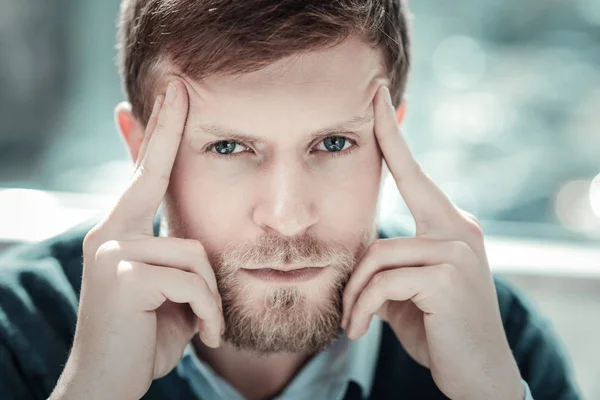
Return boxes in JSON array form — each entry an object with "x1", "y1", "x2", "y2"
[{"x1": 190, "y1": 113, "x2": 374, "y2": 144}]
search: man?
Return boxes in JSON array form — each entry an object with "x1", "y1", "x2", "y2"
[{"x1": 0, "y1": 1, "x2": 581, "y2": 399}]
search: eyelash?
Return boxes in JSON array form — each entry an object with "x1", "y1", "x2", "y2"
[{"x1": 205, "y1": 136, "x2": 358, "y2": 160}]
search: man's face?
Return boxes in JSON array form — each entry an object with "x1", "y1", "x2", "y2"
[{"x1": 160, "y1": 37, "x2": 388, "y2": 354}]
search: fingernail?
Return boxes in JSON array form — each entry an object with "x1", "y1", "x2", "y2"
[
  {"x1": 151, "y1": 95, "x2": 164, "y2": 116},
  {"x1": 382, "y1": 86, "x2": 393, "y2": 106},
  {"x1": 347, "y1": 326, "x2": 355, "y2": 340},
  {"x1": 214, "y1": 336, "x2": 221, "y2": 348},
  {"x1": 165, "y1": 82, "x2": 177, "y2": 104},
  {"x1": 202, "y1": 328, "x2": 219, "y2": 348}
]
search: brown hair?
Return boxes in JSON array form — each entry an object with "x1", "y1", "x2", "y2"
[{"x1": 116, "y1": 0, "x2": 411, "y2": 124}]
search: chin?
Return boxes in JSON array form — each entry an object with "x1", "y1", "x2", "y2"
[{"x1": 219, "y1": 270, "x2": 348, "y2": 355}]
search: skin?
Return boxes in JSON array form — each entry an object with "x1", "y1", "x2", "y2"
[
  {"x1": 166, "y1": 40, "x2": 385, "y2": 321},
  {"x1": 123, "y1": 38, "x2": 390, "y2": 398},
  {"x1": 50, "y1": 37, "x2": 523, "y2": 400}
]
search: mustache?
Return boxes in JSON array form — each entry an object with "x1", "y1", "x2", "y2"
[{"x1": 218, "y1": 233, "x2": 358, "y2": 272}]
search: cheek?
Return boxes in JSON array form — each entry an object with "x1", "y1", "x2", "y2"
[
  {"x1": 317, "y1": 144, "x2": 382, "y2": 224},
  {"x1": 168, "y1": 155, "x2": 252, "y2": 238}
]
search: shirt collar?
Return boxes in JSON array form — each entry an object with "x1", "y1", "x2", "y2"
[
  {"x1": 165, "y1": 217, "x2": 390, "y2": 398},
  {"x1": 346, "y1": 316, "x2": 383, "y2": 397},
  {"x1": 177, "y1": 317, "x2": 383, "y2": 399}
]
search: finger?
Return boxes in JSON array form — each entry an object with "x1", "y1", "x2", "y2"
[
  {"x1": 134, "y1": 94, "x2": 165, "y2": 171},
  {"x1": 346, "y1": 266, "x2": 435, "y2": 340},
  {"x1": 121, "y1": 261, "x2": 223, "y2": 348},
  {"x1": 341, "y1": 238, "x2": 475, "y2": 328},
  {"x1": 111, "y1": 80, "x2": 189, "y2": 231},
  {"x1": 113, "y1": 237, "x2": 222, "y2": 308},
  {"x1": 140, "y1": 80, "x2": 188, "y2": 182},
  {"x1": 374, "y1": 86, "x2": 461, "y2": 233}
]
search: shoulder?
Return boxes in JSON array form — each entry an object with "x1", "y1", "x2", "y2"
[
  {"x1": 0, "y1": 218, "x2": 93, "y2": 304},
  {"x1": 375, "y1": 221, "x2": 581, "y2": 398},
  {"x1": 372, "y1": 277, "x2": 581, "y2": 399},
  {"x1": 494, "y1": 275, "x2": 568, "y2": 365},
  {"x1": 0, "y1": 220, "x2": 93, "y2": 399},
  {"x1": 492, "y1": 276, "x2": 581, "y2": 398}
]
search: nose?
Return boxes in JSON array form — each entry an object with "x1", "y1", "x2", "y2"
[{"x1": 252, "y1": 160, "x2": 319, "y2": 237}]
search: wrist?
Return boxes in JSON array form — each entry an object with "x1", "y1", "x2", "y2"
[
  {"x1": 49, "y1": 364, "x2": 92, "y2": 400},
  {"x1": 499, "y1": 355, "x2": 525, "y2": 400},
  {"x1": 460, "y1": 349, "x2": 523, "y2": 400},
  {"x1": 485, "y1": 341, "x2": 524, "y2": 400},
  {"x1": 49, "y1": 359, "x2": 126, "y2": 400},
  {"x1": 467, "y1": 378, "x2": 523, "y2": 400},
  {"x1": 477, "y1": 361, "x2": 524, "y2": 400},
  {"x1": 497, "y1": 377, "x2": 525, "y2": 400}
]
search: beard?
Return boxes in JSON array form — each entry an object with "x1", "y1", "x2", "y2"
[
  {"x1": 160, "y1": 206, "x2": 376, "y2": 355},
  {"x1": 213, "y1": 231, "x2": 372, "y2": 355}
]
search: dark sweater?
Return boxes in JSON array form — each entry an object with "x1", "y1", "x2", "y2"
[{"x1": 0, "y1": 218, "x2": 582, "y2": 399}]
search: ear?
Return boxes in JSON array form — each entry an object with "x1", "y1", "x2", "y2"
[
  {"x1": 115, "y1": 102, "x2": 145, "y2": 163},
  {"x1": 396, "y1": 100, "x2": 407, "y2": 125}
]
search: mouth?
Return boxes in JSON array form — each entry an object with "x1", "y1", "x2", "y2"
[{"x1": 240, "y1": 266, "x2": 325, "y2": 283}]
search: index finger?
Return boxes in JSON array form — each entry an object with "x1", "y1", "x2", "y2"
[
  {"x1": 133, "y1": 93, "x2": 165, "y2": 172},
  {"x1": 112, "y1": 80, "x2": 189, "y2": 232},
  {"x1": 374, "y1": 86, "x2": 460, "y2": 234}
]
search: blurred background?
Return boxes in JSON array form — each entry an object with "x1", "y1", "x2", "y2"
[{"x1": 0, "y1": 0, "x2": 599, "y2": 398}]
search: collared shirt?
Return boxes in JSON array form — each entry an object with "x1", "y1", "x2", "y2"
[
  {"x1": 176, "y1": 317, "x2": 383, "y2": 400},
  {"x1": 0, "y1": 217, "x2": 576, "y2": 399},
  {"x1": 176, "y1": 316, "x2": 534, "y2": 400}
]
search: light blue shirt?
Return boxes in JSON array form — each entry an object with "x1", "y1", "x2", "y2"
[
  {"x1": 176, "y1": 317, "x2": 382, "y2": 400},
  {"x1": 175, "y1": 317, "x2": 534, "y2": 400}
]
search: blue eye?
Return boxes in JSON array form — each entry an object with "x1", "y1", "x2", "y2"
[
  {"x1": 210, "y1": 141, "x2": 248, "y2": 155},
  {"x1": 316, "y1": 136, "x2": 354, "y2": 153},
  {"x1": 206, "y1": 136, "x2": 356, "y2": 160}
]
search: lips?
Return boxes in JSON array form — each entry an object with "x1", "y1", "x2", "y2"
[{"x1": 241, "y1": 266, "x2": 325, "y2": 282}]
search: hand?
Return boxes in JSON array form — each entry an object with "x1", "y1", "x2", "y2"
[
  {"x1": 50, "y1": 81, "x2": 224, "y2": 400},
  {"x1": 341, "y1": 87, "x2": 523, "y2": 400}
]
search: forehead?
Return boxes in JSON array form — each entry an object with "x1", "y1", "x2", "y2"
[{"x1": 170, "y1": 37, "x2": 388, "y2": 134}]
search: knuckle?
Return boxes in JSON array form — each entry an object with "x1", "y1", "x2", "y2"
[
  {"x1": 154, "y1": 122, "x2": 166, "y2": 134},
  {"x1": 404, "y1": 161, "x2": 426, "y2": 185},
  {"x1": 190, "y1": 274, "x2": 213, "y2": 302},
  {"x1": 94, "y1": 240, "x2": 123, "y2": 264},
  {"x1": 83, "y1": 227, "x2": 104, "y2": 254},
  {"x1": 469, "y1": 213, "x2": 481, "y2": 226},
  {"x1": 448, "y1": 240, "x2": 472, "y2": 260},
  {"x1": 138, "y1": 163, "x2": 170, "y2": 188},
  {"x1": 412, "y1": 161, "x2": 425, "y2": 179},
  {"x1": 364, "y1": 273, "x2": 387, "y2": 304},
  {"x1": 365, "y1": 240, "x2": 384, "y2": 261},
  {"x1": 202, "y1": 293, "x2": 220, "y2": 317},
  {"x1": 351, "y1": 295, "x2": 365, "y2": 316},
  {"x1": 116, "y1": 260, "x2": 138, "y2": 287},
  {"x1": 186, "y1": 239, "x2": 207, "y2": 258},
  {"x1": 189, "y1": 273, "x2": 205, "y2": 288},
  {"x1": 436, "y1": 264, "x2": 457, "y2": 291},
  {"x1": 137, "y1": 163, "x2": 152, "y2": 180},
  {"x1": 131, "y1": 164, "x2": 144, "y2": 181},
  {"x1": 369, "y1": 271, "x2": 387, "y2": 288},
  {"x1": 464, "y1": 216, "x2": 483, "y2": 237},
  {"x1": 368, "y1": 239, "x2": 383, "y2": 253}
]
